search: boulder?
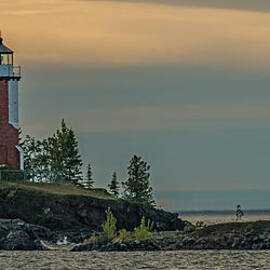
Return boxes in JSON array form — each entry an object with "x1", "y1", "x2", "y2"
[
  {"x1": 0, "y1": 230, "x2": 41, "y2": 250},
  {"x1": 0, "y1": 218, "x2": 52, "y2": 240}
]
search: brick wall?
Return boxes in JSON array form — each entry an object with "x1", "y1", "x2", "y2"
[{"x1": 0, "y1": 80, "x2": 19, "y2": 168}]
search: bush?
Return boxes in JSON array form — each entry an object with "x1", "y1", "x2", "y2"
[
  {"x1": 83, "y1": 233, "x2": 108, "y2": 245},
  {"x1": 183, "y1": 224, "x2": 196, "y2": 234},
  {"x1": 195, "y1": 221, "x2": 206, "y2": 230},
  {"x1": 83, "y1": 234, "x2": 99, "y2": 245},
  {"x1": 102, "y1": 207, "x2": 117, "y2": 241},
  {"x1": 43, "y1": 207, "x2": 52, "y2": 216},
  {"x1": 119, "y1": 229, "x2": 133, "y2": 242},
  {"x1": 134, "y1": 217, "x2": 153, "y2": 241}
]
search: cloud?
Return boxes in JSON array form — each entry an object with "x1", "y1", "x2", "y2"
[
  {"x1": 1, "y1": 0, "x2": 270, "y2": 70},
  {"x1": 74, "y1": 104, "x2": 270, "y2": 132},
  {"x1": 1, "y1": 10, "x2": 49, "y2": 16},
  {"x1": 23, "y1": 103, "x2": 270, "y2": 134},
  {"x1": 80, "y1": 0, "x2": 270, "y2": 13}
]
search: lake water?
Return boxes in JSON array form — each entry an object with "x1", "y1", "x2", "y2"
[
  {"x1": 2, "y1": 212, "x2": 270, "y2": 269},
  {"x1": 1, "y1": 250, "x2": 270, "y2": 269}
]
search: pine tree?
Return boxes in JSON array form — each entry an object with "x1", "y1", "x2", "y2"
[
  {"x1": 85, "y1": 163, "x2": 94, "y2": 189},
  {"x1": 122, "y1": 155, "x2": 155, "y2": 207},
  {"x1": 108, "y1": 171, "x2": 119, "y2": 197},
  {"x1": 63, "y1": 127, "x2": 83, "y2": 183},
  {"x1": 21, "y1": 119, "x2": 83, "y2": 183},
  {"x1": 22, "y1": 135, "x2": 51, "y2": 181},
  {"x1": 45, "y1": 119, "x2": 83, "y2": 183}
]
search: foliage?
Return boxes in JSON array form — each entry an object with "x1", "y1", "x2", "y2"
[
  {"x1": 108, "y1": 171, "x2": 119, "y2": 197},
  {"x1": 22, "y1": 135, "x2": 51, "y2": 181},
  {"x1": 182, "y1": 221, "x2": 205, "y2": 234},
  {"x1": 82, "y1": 234, "x2": 108, "y2": 245},
  {"x1": 195, "y1": 221, "x2": 206, "y2": 230},
  {"x1": 85, "y1": 163, "x2": 94, "y2": 189},
  {"x1": 118, "y1": 229, "x2": 133, "y2": 242},
  {"x1": 134, "y1": 217, "x2": 153, "y2": 241},
  {"x1": 183, "y1": 224, "x2": 196, "y2": 234},
  {"x1": 43, "y1": 207, "x2": 51, "y2": 216},
  {"x1": 7, "y1": 189, "x2": 16, "y2": 199},
  {"x1": 102, "y1": 207, "x2": 117, "y2": 241},
  {"x1": 21, "y1": 119, "x2": 83, "y2": 183},
  {"x1": 122, "y1": 155, "x2": 155, "y2": 207},
  {"x1": 47, "y1": 119, "x2": 83, "y2": 183},
  {"x1": 82, "y1": 207, "x2": 118, "y2": 245},
  {"x1": 83, "y1": 235, "x2": 98, "y2": 245}
]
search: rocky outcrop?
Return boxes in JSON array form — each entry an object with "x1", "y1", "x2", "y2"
[
  {"x1": 71, "y1": 231, "x2": 270, "y2": 252},
  {"x1": 0, "y1": 187, "x2": 186, "y2": 232},
  {"x1": 2, "y1": 219, "x2": 270, "y2": 251},
  {"x1": 0, "y1": 218, "x2": 93, "y2": 250},
  {"x1": 71, "y1": 239, "x2": 161, "y2": 252},
  {"x1": 1, "y1": 230, "x2": 41, "y2": 250},
  {"x1": 71, "y1": 221, "x2": 270, "y2": 252},
  {"x1": 0, "y1": 218, "x2": 52, "y2": 238},
  {"x1": 0, "y1": 219, "x2": 49, "y2": 250}
]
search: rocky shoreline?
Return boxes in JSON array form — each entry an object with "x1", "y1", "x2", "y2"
[
  {"x1": 71, "y1": 228, "x2": 270, "y2": 252},
  {"x1": 2, "y1": 218, "x2": 270, "y2": 251}
]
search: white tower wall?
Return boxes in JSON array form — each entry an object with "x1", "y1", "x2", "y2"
[{"x1": 8, "y1": 80, "x2": 19, "y2": 129}]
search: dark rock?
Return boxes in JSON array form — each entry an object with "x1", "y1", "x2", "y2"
[
  {"x1": 0, "y1": 218, "x2": 52, "y2": 240},
  {"x1": 0, "y1": 219, "x2": 53, "y2": 250},
  {"x1": 0, "y1": 230, "x2": 39, "y2": 250},
  {"x1": 50, "y1": 228, "x2": 93, "y2": 244},
  {"x1": 71, "y1": 239, "x2": 161, "y2": 252}
]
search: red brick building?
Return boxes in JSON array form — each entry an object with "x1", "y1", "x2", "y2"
[{"x1": 0, "y1": 37, "x2": 23, "y2": 169}]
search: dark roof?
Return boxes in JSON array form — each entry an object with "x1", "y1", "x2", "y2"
[{"x1": 0, "y1": 37, "x2": 13, "y2": 54}]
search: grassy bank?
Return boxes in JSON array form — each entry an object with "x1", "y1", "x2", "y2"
[
  {"x1": 0, "y1": 180, "x2": 114, "y2": 199},
  {"x1": 0, "y1": 180, "x2": 185, "y2": 232}
]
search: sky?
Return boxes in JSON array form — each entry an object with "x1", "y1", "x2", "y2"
[{"x1": 1, "y1": 0, "x2": 270, "y2": 210}]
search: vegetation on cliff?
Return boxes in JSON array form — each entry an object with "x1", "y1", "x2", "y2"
[{"x1": 0, "y1": 180, "x2": 185, "y2": 232}]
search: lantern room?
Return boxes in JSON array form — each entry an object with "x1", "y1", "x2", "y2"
[{"x1": 0, "y1": 37, "x2": 21, "y2": 78}]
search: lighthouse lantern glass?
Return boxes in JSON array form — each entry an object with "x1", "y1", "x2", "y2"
[{"x1": 0, "y1": 53, "x2": 13, "y2": 65}]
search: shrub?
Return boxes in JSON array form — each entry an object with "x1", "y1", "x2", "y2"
[
  {"x1": 7, "y1": 190, "x2": 16, "y2": 199},
  {"x1": 83, "y1": 233, "x2": 108, "y2": 245},
  {"x1": 83, "y1": 234, "x2": 99, "y2": 245},
  {"x1": 183, "y1": 224, "x2": 196, "y2": 234},
  {"x1": 102, "y1": 207, "x2": 117, "y2": 241},
  {"x1": 134, "y1": 217, "x2": 153, "y2": 241},
  {"x1": 119, "y1": 229, "x2": 133, "y2": 242},
  {"x1": 195, "y1": 221, "x2": 206, "y2": 230}
]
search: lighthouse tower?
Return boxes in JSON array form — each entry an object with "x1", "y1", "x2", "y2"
[{"x1": 0, "y1": 36, "x2": 23, "y2": 169}]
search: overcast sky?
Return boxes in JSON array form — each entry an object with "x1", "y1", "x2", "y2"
[{"x1": 2, "y1": 0, "x2": 270, "y2": 209}]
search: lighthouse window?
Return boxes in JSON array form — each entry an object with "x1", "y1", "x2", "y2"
[{"x1": 0, "y1": 54, "x2": 12, "y2": 65}]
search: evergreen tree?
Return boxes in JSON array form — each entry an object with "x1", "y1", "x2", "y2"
[
  {"x1": 85, "y1": 163, "x2": 94, "y2": 188},
  {"x1": 122, "y1": 155, "x2": 155, "y2": 207},
  {"x1": 54, "y1": 119, "x2": 83, "y2": 183},
  {"x1": 22, "y1": 135, "x2": 51, "y2": 181},
  {"x1": 108, "y1": 171, "x2": 119, "y2": 197},
  {"x1": 22, "y1": 119, "x2": 83, "y2": 183}
]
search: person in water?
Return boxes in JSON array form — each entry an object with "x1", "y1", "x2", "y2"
[{"x1": 236, "y1": 204, "x2": 244, "y2": 221}]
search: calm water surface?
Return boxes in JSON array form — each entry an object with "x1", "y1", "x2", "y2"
[{"x1": 0, "y1": 250, "x2": 270, "y2": 269}]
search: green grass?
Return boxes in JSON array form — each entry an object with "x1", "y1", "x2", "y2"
[{"x1": 0, "y1": 179, "x2": 114, "y2": 200}]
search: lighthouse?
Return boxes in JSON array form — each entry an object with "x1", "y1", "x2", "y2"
[{"x1": 0, "y1": 36, "x2": 23, "y2": 170}]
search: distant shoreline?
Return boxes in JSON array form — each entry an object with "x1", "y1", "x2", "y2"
[{"x1": 176, "y1": 209, "x2": 270, "y2": 216}]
